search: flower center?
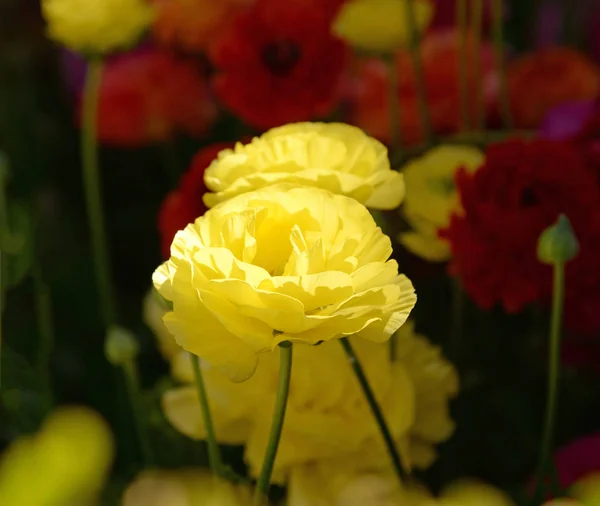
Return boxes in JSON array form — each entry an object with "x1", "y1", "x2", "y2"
[{"x1": 260, "y1": 40, "x2": 302, "y2": 77}]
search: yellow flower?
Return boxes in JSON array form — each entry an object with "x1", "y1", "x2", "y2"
[
  {"x1": 144, "y1": 288, "x2": 181, "y2": 361},
  {"x1": 153, "y1": 185, "x2": 416, "y2": 382},
  {"x1": 122, "y1": 469, "x2": 252, "y2": 506},
  {"x1": 436, "y1": 480, "x2": 515, "y2": 506},
  {"x1": 162, "y1": 336, "x2": 415, "y2": 482},
  {"x1": 0, "y1": 407, "x2": 113, "y2": 506},
  {"x1": 545, "y1": 472, "x2": 600, "y2": 506},
  {"x1": 42, "y1": 0, "x2": 154, "y2": 54},
  {"x1": 203, "y1": 123, "x2": 405, "y2": 210},
  {"x1": 399, "y1": 146, "x2": 484, "y2": 262},
  {"x1": 333, "y1": 0, "x2": 434, "y2": 53}
]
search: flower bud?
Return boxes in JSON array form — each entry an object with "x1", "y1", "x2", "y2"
[
  {"x1": 105, "y1": 326, "x2": 139, "y2": 366},
  {"x1": 537, "y1": 214, "x2": 579, "y2": 265}
]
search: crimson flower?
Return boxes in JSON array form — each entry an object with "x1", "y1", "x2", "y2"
[
  {"x1": 158, "y1": 143, "x2": 232, "y2": 258},
  {"x1": 208, "y1": 0, "x2": 348, "y2": 130},
  {"x1": 441, "y1": 138, "x2": 600, "y2": 315}
]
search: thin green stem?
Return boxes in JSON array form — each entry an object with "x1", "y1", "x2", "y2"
[
  {"x1": 404, "y1": 0, "x2": 433, "y2": 145},
  {"x1": 386, "y1": 55, "x2": 403, "y2": 156},
  {"x1": 253, "y1": 342, "x2": 293, "y2": 506},
  {"x1": 450, "y1": 276, "x2": 465, "y2": 364},
  {"x1": 123, "y1": 359, "x2": 154, "y2": 467},
  {"x1": 32, "y1": 260, "x2": 54, "y2": 393},
  {"x1": 81, "y1": 58, "x2": 117, "y2": 328},
  {"x1": 472, "y1": 0, "x2": 486, "y2": 132},
  {"x1": 533, "y1": 262, "x2": 565, "y2": 503},
  {"x1": 457, "y1": 0, "x2": 469, "y2": 132},
  {"x1": 340, "y1": 338, "x2": 407, "y2": 484},
  {"x1": 491, "y1": 0, "x2": 513, "y2": 129},
  {"x1": 190, "y1": 353, "x2": 224, "y2": 476}
]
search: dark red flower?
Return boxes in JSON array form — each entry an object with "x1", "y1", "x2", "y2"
[
  {"x1": 441, "y1": 138, "x2": 600, "y2": 315},
  {"x1": 158, "y1": 143, "x2": 232, "y2": 258},
  {"x1": 554, "y1": 433, "x2": 600, "y2": 488},
  {"x1": 89, "y1": 48, "x2": 217, "y2": 146},
  {"x1": 208, "y1": 0, "x2": 348, "y2": 130}
]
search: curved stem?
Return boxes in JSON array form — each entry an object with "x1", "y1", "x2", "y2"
[
  {"x1": 491, "y1": 0, "x2": 513, "y2": 129},
  {"x1": 472, "y1": 0, "x2": 486, "y2": 132},
  {"x1": 253, "y1": 342, "x2": 293, "y2": 506},
  {"x1": 533, "y1": 262, "x2": 565, "y2": 503},
  {"x1": 457, "y1": 0, "x2": 469, "y2": 133},
  {"x1": 404, "y1": 0, "x2": 433, "y2": 145},
  {"x1": 340, "y1": 338, "x2": 407, "y2": 484},
  {"x1": 386, "y1": 55, "x2": 403, "y2": 156},
  {"x1": 81, "y1": 58, "x2": 117, "y2": 327},
  {"x1": 190, "y1": 353, "x2": 224, "y2": 476},
  {"x1": 123, "y1": 359, "x2": 155, "y2": 467}
]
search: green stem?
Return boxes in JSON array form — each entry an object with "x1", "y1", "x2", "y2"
[
  {"x1": 32, "y1": 260, "x2": 54, "y2": 394},
  {"x1": 472, "y1": 0, "x2": 486, "y2": 133},
  {"x1": 190, "y1": 353, "x2": 224, "y2": 476},
  {"x1": 123, "y1": 359, "x2": 154, "y2": 467},
  {"x1": 340, "y1": 338, "x2": 407, "y2": 484},
  {"x1": 253, "y1": 342, "x2": 293, "y2": 506},
  {"x1": 450, "y1": 276, "x2": 464, "y2": 364},
  {"x1": 81, "y1": 58, "x2": 117, "y2": 328},
  {"x1": 386, "y1": 55, "x2": 403, "y2": 156},
  {"x1": 457, "y1": 0, "x2": 469, "y2": 133},
  {"x1": 533, "y1": 262, "x2": 565, "y2": 503},
  {"x1": 491, "y1": 0, "x2": 513, "y2": 129},
  {"x1": 404, "y1": 0, "x2": 433, "y2": 145}
]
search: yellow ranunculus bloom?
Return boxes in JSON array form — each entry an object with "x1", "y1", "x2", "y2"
[
  {"x1": 399, "y1": 146, "x2": 484, "y2": 262},
  {"x1": 203, "y1": 123, "x2": 405, "y2": 210},
  {"x1": 122, "y1": 469, "x2": 252, "y2": 506},
  {"x1": 437, "y1": 480, "x2": 515, "y2": 506},
  {"x1": 153, "y1": 185, "x2": 416, "y2": 382},
  {"x1": 333, "y1": 0, "x2": 433, "y2": 53},
  {"x1": 0, "y1": 407, "x2": 113, "y2": 506},
  {"x1": 42, "y1": 0, "x2": 154, "y2": 54}
]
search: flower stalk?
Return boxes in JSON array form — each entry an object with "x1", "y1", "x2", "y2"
[
  {"x1": 81, "y1": 57, "x2": 117, "y2": 328},
  {"x1": 386, "y1": 55, "x2": 403, "y2": 156},
  {"x1": 33, "y1": 259, "x2": 55, "y2": 395},
  {"x1": 341, "y1": 337, "x2": 407, "y2": 484},
  {"x1": 253, "y1": 342, "x2": 293, "y2": 506},
  {"x1": 190, "y1": 353, "x2": 225, "y2": 476}
]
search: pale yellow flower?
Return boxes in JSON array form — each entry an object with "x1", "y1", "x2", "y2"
[
  {"x1": 42, "y1": 0, "x2": 154, "y2": 54},
  {"x1": 0, "y1": 407, "x2": 113, "y2": 506},
  {"x1": 122, "y1": 469, "x2": 252, "y2": 506},
  {"x1": 400, "y1": 146, "x2": 484, "y2": 262},
  {"x1": 203, "y1": 123, "x2": 405, "y2": 210},
  {"x1": 333, "y1": 0, "x2": 434, "y2": 53},
  {"x1": 436, "y1": 480, "x2": 515, "y2": 506},
  {"x1": 143, "y1": 288, "x2": 181, "y2": 361},
  {"x1": 153, "y1": 185, "x2": 416, "y2": 382}
]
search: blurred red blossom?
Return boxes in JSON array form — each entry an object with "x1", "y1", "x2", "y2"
[
  {"x1": 344, "y1": 29, "x2": 497, "y2": 146},
  {"x1": 441, "y1": 139, "x2": 600, "y2": 322},
  {"x1": 507, "y1": 47, "x2": 600, "y2": 129},
  {"x1": 555, "y1": 433, "x2": 600, "y2": 488},
  {"x1": 158, "y1": 143, "x2": 232, "y2": 258},
  {"x1": 208, "y1": 0, "x2": 348, "y2": 130},
  {"x1": 87, "y1": 49, "x2": 217, "y2": 146}
]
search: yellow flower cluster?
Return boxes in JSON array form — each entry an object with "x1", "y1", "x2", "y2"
[
  {"x1": 153, "y1": 184, "x2": 416, "y2": 382},
  {"x1": 400, "y1": 146, "x2": 484, "y2": 262},
  {"x1": 0, "y1": 407, "x2": 113, "y2": 506},
  {"x1": 122, "y1": 469, "x2": 252, "y2": 506},
  {"x1": 203, "y1": 122, "x2": 405, "y2": 210},
  {"x1": 41, "y1": 0, "x2": 154, "y2": 55},
  {"x1": 333, "y1": 0, "x2": 434, "y2": 53}
]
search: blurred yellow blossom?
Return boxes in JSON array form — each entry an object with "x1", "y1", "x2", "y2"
[
  {"x1": 437, "y1": 480, "x2": 515, "y2": 506},
  {"x1": 122, "y1": 469, "x2": 252, "y2": 506},
  {"x1": 42, "y1": 0, "x2": 154, "y2": 54},
  {"x1": 0, "y1": 407, "x2": 113, "y2": 506},
  {"x1": 399, "y1": 146, "x2": 484, "y2": 262},
  {"x1": 544, "y1": 472, "x2": 600, "y2": 506},
  {"x1": 203, "y1": 122, "x2": 405, "y2": 210},
  {"x1": 333, "y1": 0, "x2": 433, "y2": 53},
  {"x1": 144, "y1": 288, "x2": 181, "y2": 361},
  {"x1": 153, "y1": 185, "x2": 416, "y2": 382}
]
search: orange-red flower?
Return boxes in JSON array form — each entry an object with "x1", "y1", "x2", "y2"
[
  {"x1": 507, "y1": 47, "x2": 600, "y2": 129},
  {"x1": 89, "y1": 48, "x2": 217, "y2": 146},
  {"x1": 345, "y1": 29, "x2": 496, "y2": 146},
  {"x1": 208, "y1": 0, "x2": 348, "y2": 129},
  {"x1": 151, "y1": 0, "x2": 251, "y2": 53},
  {"x1": 158, "y1": 143, "x2": 231, "y2": 258}
]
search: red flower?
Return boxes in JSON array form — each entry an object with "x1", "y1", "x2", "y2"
[
  {"x1": 344, "y1": 29, "x2": 497, "y2": 146},
  {"x1": 90, "y1": 49, "x2": 217, "y2": 146},
  {"x1": 158, "y1": 143, "x2": 231, "y2": 258},
  {"x1": 441, "y1": 138, "x2": 600, "y2": 314},
  {"x1": 554, "y1": 433, "x2": 600, "y2": 488},
  {"x1": 507, "y1": 48, "x2": 600, "y2": 129},
  {"x1": 208, "y1": 0, "x2": 348, "y2": 130}
]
